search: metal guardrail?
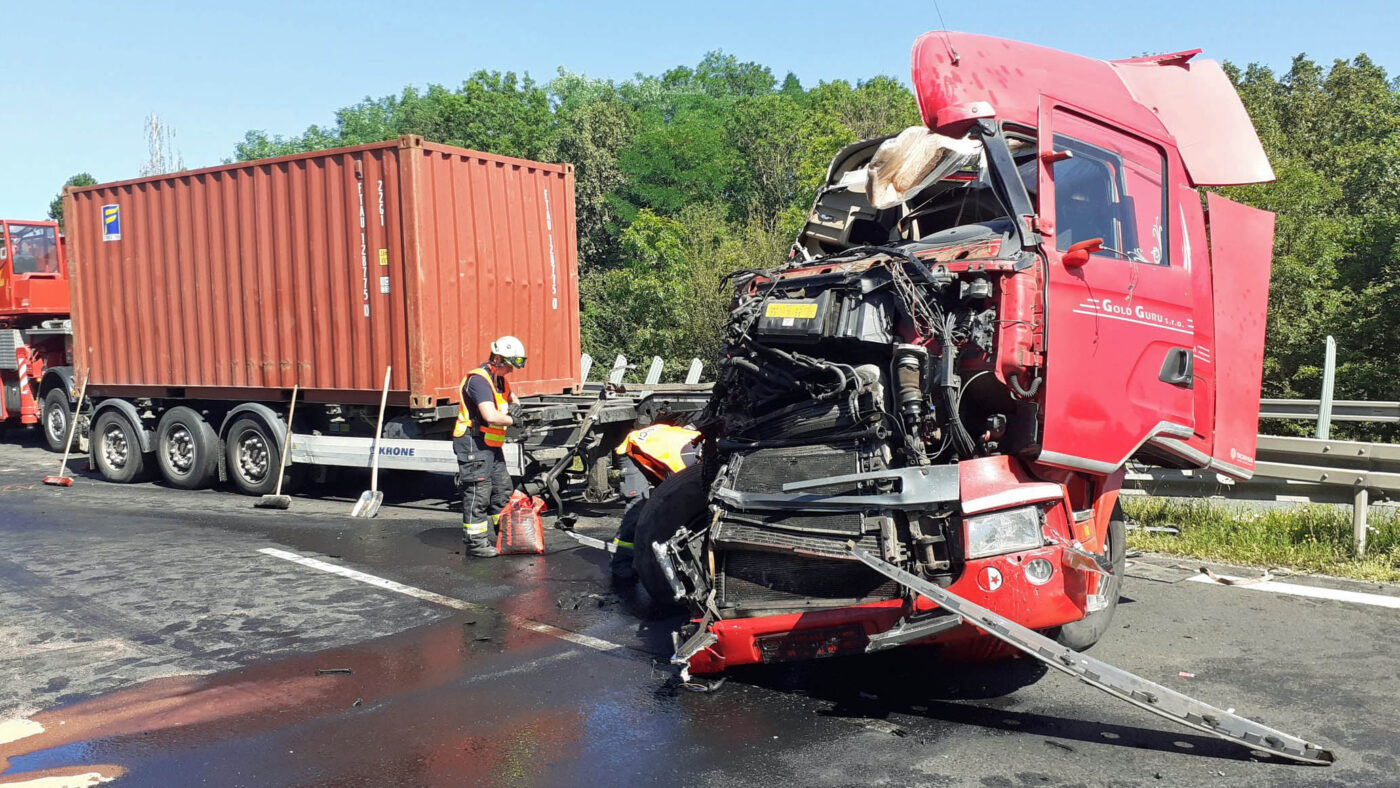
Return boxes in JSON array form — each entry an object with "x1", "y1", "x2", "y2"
[{"x1": 1259, "y1": 399, "x2": 1400, "y2": 424}]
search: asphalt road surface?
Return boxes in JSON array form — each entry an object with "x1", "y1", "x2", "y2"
[{"x1": 1, "y1": 431, "x2": 1397, "y2": 787}]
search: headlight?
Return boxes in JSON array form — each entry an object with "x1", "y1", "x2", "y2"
[{"x1": 964, "y1": 505, "x2": 1043, "y2": 559}]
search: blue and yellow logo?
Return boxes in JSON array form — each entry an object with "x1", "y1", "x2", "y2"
[{"x1": 102, "y1": 204, "x2": 121, "y2": 241}]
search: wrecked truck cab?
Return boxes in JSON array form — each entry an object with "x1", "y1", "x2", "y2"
[{"x1": 637, "y1": 32, "x2": 1276, "y2": 677}]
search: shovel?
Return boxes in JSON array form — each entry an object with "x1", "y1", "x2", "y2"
[
  {"x1": 255, "y1": 384, "x2": 299, "y2": 510},
  {"x1": 43, "y1": 372, "x2": 89, "y2": 487},
  {"x1": 351, "y1": 366, "x2": 391, "y2": 518}
]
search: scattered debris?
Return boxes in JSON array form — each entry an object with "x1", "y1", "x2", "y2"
[
  {"x1": 473, "y1": 636, "x2": 492, "y2": 642},
  {"x1": 463, "y1": 620, "x2": 477, "y2": 626},
  {"x1": 679, "y1": 676, "x2": 728, "y2": 693},
  {"x1": 352, "y1": 698, "x2": 363, "y2": 708},
  {"x1": 1143, "y1": 526, "x2": 1181, "y2": 535},
  {"x1": 1045, "y1": 739, "x2": 1075, "y2": 753},
  {"x1": 556, "y1": 591, "x2": 615, "y2": 611},
  {"x1": 314, "y1": 668, "x2": 352, "y2": 676},
  {"x1": 1200, "y1": 567, "x2": 1274, "y2": 586},
  {"x1": 1178, "y1": 671, "x2": 1196, "y2": 679}
]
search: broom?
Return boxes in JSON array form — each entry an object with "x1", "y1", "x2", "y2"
[
  {"x1": 43, "y1": 372, "x2": 89, "y2": 487},
  {"x1": 255, "y1": 384, "x2": 299, "y2": 509}
]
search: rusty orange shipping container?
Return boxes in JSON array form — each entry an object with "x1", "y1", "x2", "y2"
[{"x1": 64, "y1": 135, "x2": 580, "y2": 409}]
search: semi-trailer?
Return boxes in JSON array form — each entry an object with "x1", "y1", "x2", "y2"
[{"x1": 55, "y1": 136, "x2": 700, "y2": 498}]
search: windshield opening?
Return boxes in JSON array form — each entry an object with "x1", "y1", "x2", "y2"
[{"x1": 6, "y1": 224, "x2": 61, "y2": 275}]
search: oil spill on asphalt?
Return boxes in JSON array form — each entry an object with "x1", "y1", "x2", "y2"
[{"x1": 0, "y1": 612, "x2": 611, "y2": 786}]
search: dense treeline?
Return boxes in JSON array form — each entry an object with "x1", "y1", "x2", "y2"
[
  {"x1": 231, "y1": 51, "x2": 1400, "y2": 410},
  {"x1": 233, "y1": 54, "x2": 919, "y2": 375}
]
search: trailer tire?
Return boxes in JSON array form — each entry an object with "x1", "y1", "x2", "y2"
[
  {"x1": 92, "y1": 410, "x2": 151, "y2": 484},
  {"x1": 225, "y1": 415, "x2": 280, "y2": 496},
  {"x1": 633, "y1": 465, "x2": 707, "y2": 611},
  {"x1": 1052, "y1": 504, "x2": 1127, "y2": 652},
  {"x1": 155, "y1": 407, "x2": 219, "y2": 489},
  {"x1": 42, "y1": 388, "x2": 73, "y2": 453}
]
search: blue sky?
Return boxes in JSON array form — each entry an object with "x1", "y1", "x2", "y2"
[{"x1": 4, "y1": 0, "x2": 1395, "y2": 219}]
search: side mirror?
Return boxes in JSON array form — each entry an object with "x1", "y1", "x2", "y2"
[{"x1": 1062, "y1": 237, "x2": 1103, "y2": 269}]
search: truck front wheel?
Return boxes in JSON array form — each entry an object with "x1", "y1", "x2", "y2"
[
  {"x1": 633, "y1": 465, "x2": 708, "y2": 611},
  {"x1": 42, "y1": 388, "x2": 73, "y2": 452},
  {"x1": 1053, "y1": 504, "x2": 1127, "y2": 651},
  {"x1": 92, "y1": 411, "x2": 150, "y2": 483}
]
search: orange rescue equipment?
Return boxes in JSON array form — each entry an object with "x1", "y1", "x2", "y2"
[
  {"x1": 453, "y1": 367, "x2": 512, "y2": 447},
  {"x1": 615, "y1": 424, "x2": 701, "y2": 483}
]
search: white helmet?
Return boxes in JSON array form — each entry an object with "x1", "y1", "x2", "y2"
[{"x1": 490, "y1": 335, "x2": 527, "y2": 368}]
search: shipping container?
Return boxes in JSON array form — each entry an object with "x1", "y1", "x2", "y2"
[{"x1": 64, "y1": 135, "x2": 580, "y2": 407}]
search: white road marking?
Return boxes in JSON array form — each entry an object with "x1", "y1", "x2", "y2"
[
  {"x1": 0, "y1": 718, "x2": 44, "y2": 745},
  {"x1": 0, "y1": 772, "x2": 117, "y2": 787},
  {"x1": 1186, "y1": 573, "x2": 1400, "y2": 609},
  {"x1": 258, "y1": 548, "x2": 628, "y2": 654}
]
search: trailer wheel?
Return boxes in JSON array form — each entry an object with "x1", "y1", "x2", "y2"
[
  {"x1": 633, "y1": 465, "x2": 707, "y2": 611},
  {"x1": 42, "y1": 388, "x2": 73, "y2": 452},
  {"x1": 92, "y1": 410, "x2": 150, "y2": 483},
  {"x1": 225, "y1": 415, "x2": 280, "y2": 496},
  {"x1": 1052, "y1": 504, "x2": 1127, "y2": 651},
  {"x1": 155, "y1": 407, "x2": 219, "y2": 490}
]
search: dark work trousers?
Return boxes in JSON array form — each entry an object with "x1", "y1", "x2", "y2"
[
  {"x1": 454, "y1": 433, "x2": 512, "y2": 535},
  {"x1": 611, "y1": 456, "x2": 653, "y2": 577}
]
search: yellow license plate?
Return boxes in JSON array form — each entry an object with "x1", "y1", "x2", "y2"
[{"x1": 764, "y1": 302, "x2": 818, "y2": 319}]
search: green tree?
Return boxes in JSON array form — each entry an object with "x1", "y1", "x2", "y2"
[{"x1": 47, "y1": 173, "x2": 98, "y2": 232}]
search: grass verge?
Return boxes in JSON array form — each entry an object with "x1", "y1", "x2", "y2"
[{"x1": 1121, "y1": 497, "x2": 1400, "y2": 584}]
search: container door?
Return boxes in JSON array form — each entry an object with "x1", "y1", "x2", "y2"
[{"x1": 1035, "y1": 101, "x2": 1196, "y2": 473}]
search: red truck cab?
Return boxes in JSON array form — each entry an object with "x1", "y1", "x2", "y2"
[
  {"x1": 0, "y1": 219, "x2": 75, "y2": 443},
  {"x1": 0, "y1": 220, "x2": 69, "y2": 319},
  {"x1": 636, "y1": 33, "x2": 1276, "y2": 676}
]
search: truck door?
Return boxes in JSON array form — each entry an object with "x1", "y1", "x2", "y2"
[{"x1": 1035, "y1": 102, "x2": 1196, "y2": 473}]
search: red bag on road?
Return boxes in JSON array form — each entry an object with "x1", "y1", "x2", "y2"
[{"x1": 497, "y1": 490, "x2": 547, "y2": 555}]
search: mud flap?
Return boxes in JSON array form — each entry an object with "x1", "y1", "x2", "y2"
[{"x1": 848, "y1": 544, "x2": 1334, "y2": 765}]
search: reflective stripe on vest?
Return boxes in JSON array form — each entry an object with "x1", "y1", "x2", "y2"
[
  {"x1": 614, "y1": 424, "x2": 700, "y2": 481},
  {"x1": 452, "y1": 367, "x2": 512, "y2": 446}
]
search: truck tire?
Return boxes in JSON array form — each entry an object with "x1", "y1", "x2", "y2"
[
  {"x1": 92, "y1": 410, "x2": 150, "y2": 484},
  {"x1": 225, "y1": 415, "x2": 281, "y2": 496},
  {"x1": 42, "y1": 388, "x2": 73, "y2": 453},
  {"x1": 1053, "y1": 504, "x2": 1127, "y2": 652},
  {"x1": 155, "y1": 407, "x2": 220, "y2": 489},
  {"x1": 633, "y1": 465, "x2": 707, "y2": 610}
]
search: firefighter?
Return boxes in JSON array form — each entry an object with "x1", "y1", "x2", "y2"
[
  {"x1": 453, "y1": 336, "x2": 527, "y2": 558},
  {"x1": 610, "y1": 423, "x2": 701, "y2": 583}
]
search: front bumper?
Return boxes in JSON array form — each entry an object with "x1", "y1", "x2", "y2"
[{"x1": 685, "y1": 543, "x2": 1089, "y2": 674}]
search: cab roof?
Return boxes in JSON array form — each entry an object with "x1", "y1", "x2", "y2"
[{"x1": 910, "y1": 32, "x2": 1273, "y2": 186}]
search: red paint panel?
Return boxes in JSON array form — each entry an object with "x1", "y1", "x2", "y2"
[
  {"x1": 63, "y1": 137, "x2": 579, "y2": 407},
  {"x1": 1205, "y1": 193, "x2": 1275, "y2": 478}
]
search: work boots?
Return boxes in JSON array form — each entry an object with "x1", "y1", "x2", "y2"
[{"x1": 462, "y1": 520, "x2": 498, "y2": 558}]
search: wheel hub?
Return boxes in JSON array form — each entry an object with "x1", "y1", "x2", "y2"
[
  {"x1": 238, "y1": 432, "x2": 269, "y2": 483},
  {"x1": 166, "y1": 425, "x2": 195, "y2": 474},
  {"x1": 102, "y1": 423, "x2": 129, "y2": 470},
  {"x1": 46, "y1": 404, "x2": 66, "y2": 444}
]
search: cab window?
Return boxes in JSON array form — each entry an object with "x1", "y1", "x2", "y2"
[
  {"x1": 1052, "y1": 110, "x2": 1168, "y2": 265},
  {"x1": 8, "y1": 224, "x2": 60, "y2": 275}
]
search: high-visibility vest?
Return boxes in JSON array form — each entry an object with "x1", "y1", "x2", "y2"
[
  {"x1": 615, "y1": 424, "x2": 700, "y2": 482},
  {"x1": 453, "y1": 367, "x2": 512, "y2": 446}
]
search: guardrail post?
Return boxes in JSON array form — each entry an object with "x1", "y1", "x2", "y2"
[
  {"x1": 608, "y1": 354, "x2": 628, "y2": 385},
  {"x1": 1353, "y1": 487, "x2": 1369, "y2": 556},
  {"x1": 1317, "y1": 336, "x2": 1336, "y2": 440},
  {"x1": 645, "y1": 356, "x2": 664, "y2": 385}
]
